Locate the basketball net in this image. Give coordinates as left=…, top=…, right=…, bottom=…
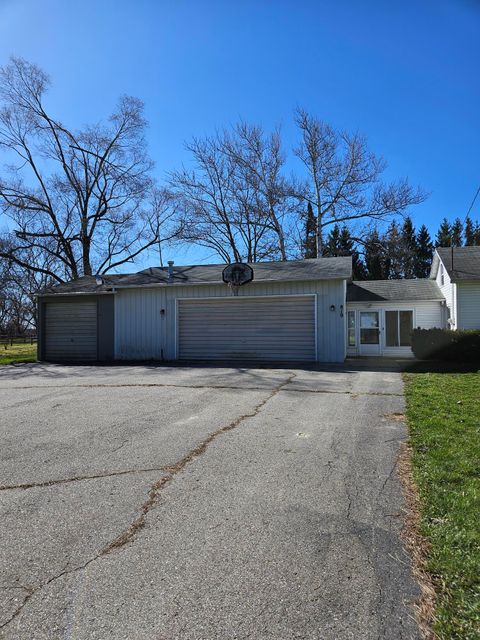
left=228, top=282, right=240, bottom=296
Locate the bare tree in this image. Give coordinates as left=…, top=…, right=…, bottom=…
left=222, top=123, right=295, bottom=260
left=170, top=125, right=294, bottom=263
left=0, top=57, right=178, bottom=283
left=170, top=134, right=243, bottom=263
left=294, top=108, right=426, bottom=257
left=0, top=237, right=49, bottom=331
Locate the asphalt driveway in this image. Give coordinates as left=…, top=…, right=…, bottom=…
left=0, top=364, right=420, bottom=640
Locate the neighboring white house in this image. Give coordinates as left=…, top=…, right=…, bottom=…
left=430, top=246, right=480, bottom=330
left=37, top=247, right=480, bottom=363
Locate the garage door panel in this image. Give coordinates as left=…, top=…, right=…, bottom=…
left=178, top=296, right=316, bottom=361
left=45, top=301, right=97, bottom=361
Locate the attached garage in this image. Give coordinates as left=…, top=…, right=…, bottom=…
left=44, top=300, right=97, bottom=361
left=38, top=257, right=352, bottom=364
left=38, top=295, right=115, bottom=363
left=177, top=296, right=316, bottom=361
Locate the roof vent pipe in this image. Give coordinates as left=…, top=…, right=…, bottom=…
left=167, top=260, right=174, bottom=282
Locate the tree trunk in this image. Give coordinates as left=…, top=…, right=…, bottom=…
left=82, top=236, right=92, bottom=276
left=270, top=206, right=287, bottom=260
left=315, top=210, right=323, bottom=257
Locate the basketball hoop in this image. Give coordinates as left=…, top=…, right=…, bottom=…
left=222, top=262, right=254, bottom=296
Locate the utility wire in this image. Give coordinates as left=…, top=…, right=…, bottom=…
left=464, top=184, right=480, bottom=223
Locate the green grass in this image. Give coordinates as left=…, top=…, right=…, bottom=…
left=403, top=371, right=480, bottom=639
left=0, top=342, right=37, bottom=365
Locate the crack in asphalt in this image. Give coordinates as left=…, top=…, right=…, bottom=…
left=100, top=371, right=297, bottom=554
left=0, top=382, right=403, bottom=397
left=0, top=467, right=165, bottom=492
left=0, top=371, right=296, bottom=631
left=0, top=380, right=398, bottom=496
left=378, top=458, right=399, bottom=496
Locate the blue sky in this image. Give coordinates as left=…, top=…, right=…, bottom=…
left=0, top=0, right=479, bottom=267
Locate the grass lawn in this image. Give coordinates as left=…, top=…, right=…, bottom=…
left=0, top=342, right=37, bottom=365
left=403, top=371, right=480, bottom=640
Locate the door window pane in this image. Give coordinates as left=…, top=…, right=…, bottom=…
left=360, top=312, right=379, bottom=328
left=399, top=311, right=413, bottom=346
left=360, top=312, right=379, bottom=344
left=385, top=311, right=399, bottom=347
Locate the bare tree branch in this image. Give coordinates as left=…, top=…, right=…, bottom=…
left=294, top=107, right=427, bottom=257
left=0, top=57, right=180, bottom=284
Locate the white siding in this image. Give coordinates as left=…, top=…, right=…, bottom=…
left=115, top=279, right=347, bottom=363
left=435, top=259, right=456, bottom=328
left=456, top=282, right=480, bottom=329
left=346, top=300, right=445, bottom=358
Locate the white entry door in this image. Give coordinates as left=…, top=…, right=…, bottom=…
left=359, top=311, right=381, bottom=356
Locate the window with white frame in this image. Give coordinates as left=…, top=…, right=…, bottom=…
left=347, top=311, right=356, bottom=346
left=440, top=264, right=444, bottom=286
left=385, top=310, right=413, bottom=347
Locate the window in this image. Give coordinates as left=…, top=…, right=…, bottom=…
left=360, top=311, right=380, bottom=345
left=385, top=310, right=413, bottom=347
left=347, top=311, right=356, bottom=347
left=440, top=264, right=444, bottom=286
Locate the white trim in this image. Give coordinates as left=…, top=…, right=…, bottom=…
left=174, top=293, right=317, bottom=301
left=175, top=293, right=319, bottom=362
left=103, top=277, right=348, bottom=291
left=174, top=297, right=178, bottom=361
left=37, top=291, right=116, bottom=298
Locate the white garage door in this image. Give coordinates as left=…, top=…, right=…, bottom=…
left=177, top=296, right=316, bottom=361
left=45, top=301, right=97, bottom=361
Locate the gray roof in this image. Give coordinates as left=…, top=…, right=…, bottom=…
left=39, top=256, right=353, bottom=295
left=432, top=246, right=480, bottom=281
left=347, top=279, right=444, bottom=303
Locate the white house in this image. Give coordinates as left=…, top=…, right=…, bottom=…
left=37, top=247, right=480, bottom=363
left=430, top=246, right=480, bottom=330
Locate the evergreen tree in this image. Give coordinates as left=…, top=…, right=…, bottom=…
left=386, top=221, right=403, bottom=279
left=415, top=225, right=434, bottom=278
left=323, top=224, right=341, bottom=257
left=464, top=216, right=478, bottom=246
left=302, top=202, right=317, bottom=258
left=436, top=218, right=452, bottom=247
left=338, top=226, right=366, bottom=279
left=451, top=217, right=463, bottom=246
left=401, top=216, right=418, bottom=278
left=364, top=229, right=386, bottom=280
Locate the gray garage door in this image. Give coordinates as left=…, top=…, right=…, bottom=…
left=45, top=301, right=97, bottom=361
left=178, top=296, right=316, bottom=361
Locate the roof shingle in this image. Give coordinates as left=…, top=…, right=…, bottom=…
left=435, top=246, right=480, bottom=281
left=39, top=256, right=353, bottom=295
left=347, top=279, right=444, bottom=302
